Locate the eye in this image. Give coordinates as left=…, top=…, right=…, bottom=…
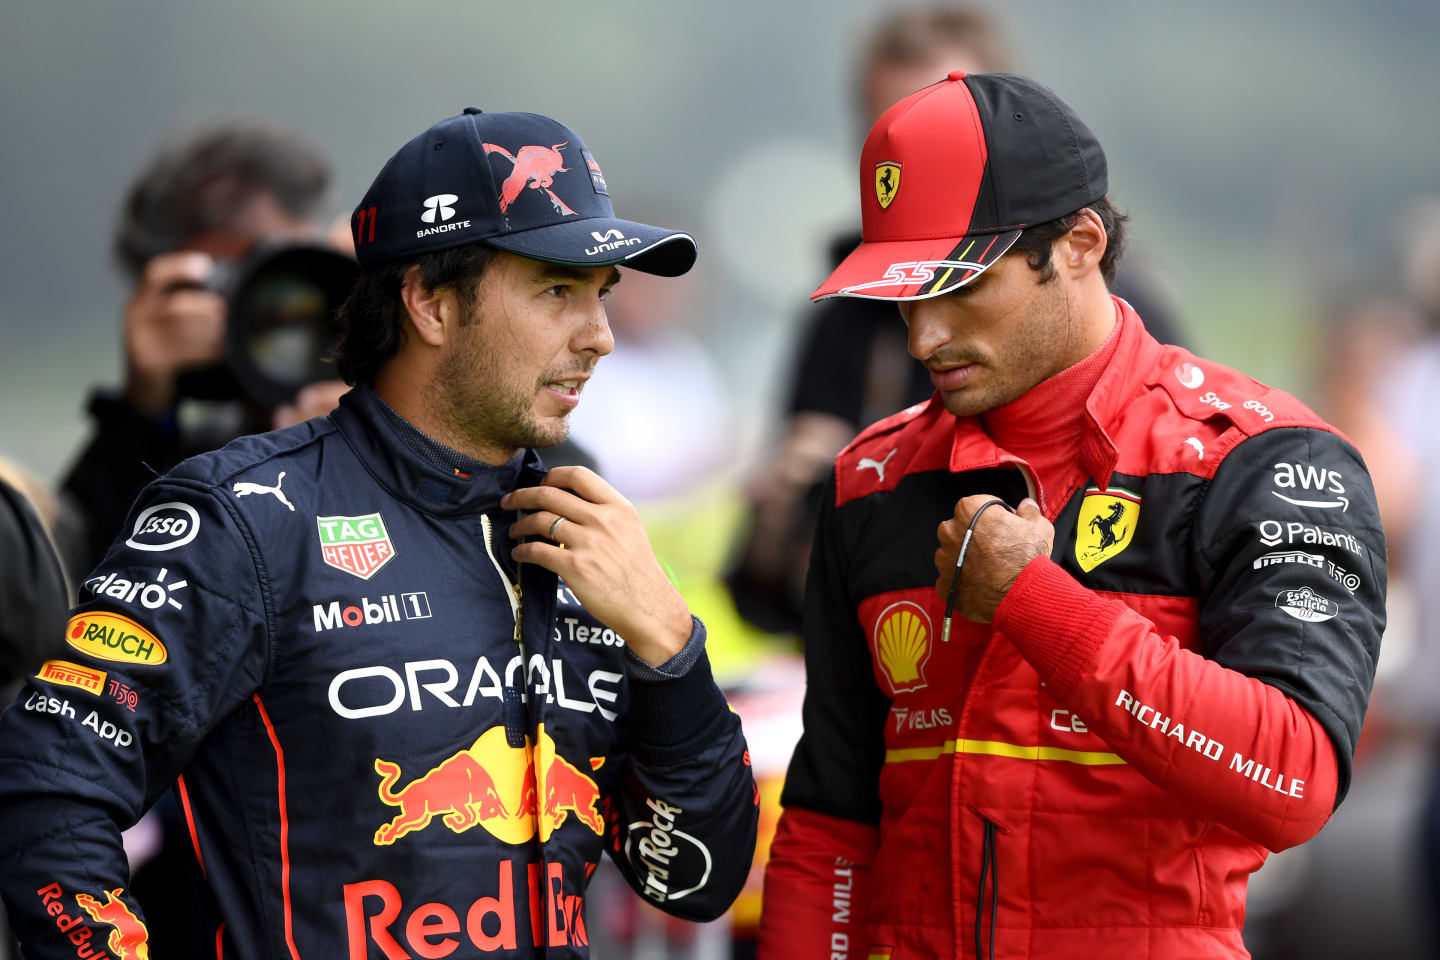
left=599, top=286, right=616, bottom=301
left=543, top=284, right=569, bottom=298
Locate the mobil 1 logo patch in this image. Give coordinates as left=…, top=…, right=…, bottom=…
left=312, top=592, right=432, bottom=632
left=126, top=502, right=200, bottom=552
left=317, top=512, right=396, bottom=580
left=1275, top=586, right=1339, bottom=623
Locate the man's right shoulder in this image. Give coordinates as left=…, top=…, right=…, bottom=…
left=832, top=396, right=951, bottom=507
left=103, top=418, right=343, bottom=595
left=161, top=416, right=339, bottom=491
left=122, top=416, right=341, bottom=554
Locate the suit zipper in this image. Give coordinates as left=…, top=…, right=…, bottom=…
left=482, top=512, right=555, bottom=945
left=479, top=513, right=523, bottom=645
left=974, top=819, right=999, bottom=960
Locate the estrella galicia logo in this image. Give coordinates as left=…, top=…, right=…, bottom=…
left=125, top=502, right=200, bottom=552
left=1274, top=586, right=1339, bottom=623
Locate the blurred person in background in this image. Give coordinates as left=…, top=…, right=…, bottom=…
left=566, top=263, right=731, bottom=502
left=1319, top=199, right=1440, bottom=958
left=0, top=463, right=70, bottom=960
left=1232, top=289, right=1427, bottom=960
left=1234, top=203, right=1440, bottom=960
left=0, top=461, right=69, bottom=688
left=60, top=124, right=351, bottom=577
left=758, top=71, right=1384, bottom=959
left=727, top=3, right=1186, bottom=636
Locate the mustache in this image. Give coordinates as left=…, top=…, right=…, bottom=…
left=536, top=362, right=597, bottom=385
left=924, top=352, right=985, bottom=368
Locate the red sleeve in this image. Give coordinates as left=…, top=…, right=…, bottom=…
left=758, top=808, right=878, bottom=960
left=994, top=557, right=1338, bottom=852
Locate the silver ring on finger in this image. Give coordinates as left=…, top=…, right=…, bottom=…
left=548, top=516, right=566, bottom=542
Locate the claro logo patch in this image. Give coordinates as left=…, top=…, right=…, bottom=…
left=65, top=612, right=167, bottom=666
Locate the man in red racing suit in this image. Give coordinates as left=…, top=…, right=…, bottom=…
left=758, top=72, right=1384, bottom=959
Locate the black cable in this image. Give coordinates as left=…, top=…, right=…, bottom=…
left=974, top=821, right=990, bottom=959
left=940, top=499, right=1014, bottom=643
left=989, top=821, right=999, bottom=960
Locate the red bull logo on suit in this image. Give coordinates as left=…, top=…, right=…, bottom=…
left=371, top=723, right=603, bottom=847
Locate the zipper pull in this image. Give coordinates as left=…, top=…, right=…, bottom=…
left=479, top=513, right=524, bottom=645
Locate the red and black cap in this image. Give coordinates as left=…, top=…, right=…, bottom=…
left=813, top=72, right=1107, bottom=301
left=351, top=108, right=696, bottom=276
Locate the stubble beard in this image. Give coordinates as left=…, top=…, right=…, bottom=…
left=433, top=330, right=570, bottom=456
left=938, top=282, right=1073, bottom=418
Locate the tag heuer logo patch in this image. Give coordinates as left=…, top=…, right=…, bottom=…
left=317, top=513, right=395, bottom=580
left=1075, top=487, right=1140, bottom=572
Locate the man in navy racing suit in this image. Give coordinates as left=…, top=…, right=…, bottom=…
left=0, top=107, right=758, bottom=959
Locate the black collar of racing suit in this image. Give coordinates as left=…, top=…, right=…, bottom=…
left=327, top=380, right=549, bottom=517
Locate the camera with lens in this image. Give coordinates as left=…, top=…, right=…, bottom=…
left=174, top=244, right=359, bottom=409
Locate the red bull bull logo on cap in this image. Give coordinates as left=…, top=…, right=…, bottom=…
left=372, top=724, right=603, bottom=847
left=483, top=142, right=577, bottom=217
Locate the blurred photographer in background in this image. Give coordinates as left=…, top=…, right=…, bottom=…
left=60, top=124, right=356, bottom=575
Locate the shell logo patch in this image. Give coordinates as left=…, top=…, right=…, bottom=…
left=873, top=600, right=932, bottom=694
left=874, top=162, right=902, bottom=210
left=1075, top=486, right=1141, bottom=572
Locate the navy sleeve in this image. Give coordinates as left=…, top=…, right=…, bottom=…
left=602, top=623, right=759, bottom=922
left=779, top=469, right=890, bottom=824
left=0, top=478, right=269, bottom=959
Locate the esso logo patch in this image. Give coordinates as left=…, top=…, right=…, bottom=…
left=125, top=502, right=201, bottom=552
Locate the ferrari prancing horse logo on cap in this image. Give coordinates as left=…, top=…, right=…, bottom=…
left=875, top=162, right=902, bottom=210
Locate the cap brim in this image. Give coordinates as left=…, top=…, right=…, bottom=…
left=810, top=229, right=1022, bottom=301
left=484, top=217, right=697, bottom=277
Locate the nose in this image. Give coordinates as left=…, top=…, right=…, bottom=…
left=574, top=300, right=614, bottom=360
left=904, top=299, right=952, bottom=362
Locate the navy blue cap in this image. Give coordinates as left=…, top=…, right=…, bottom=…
left=351, top=108, right=696, bottom=276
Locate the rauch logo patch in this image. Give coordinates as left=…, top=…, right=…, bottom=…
left=65, top=612, right=167, bottom=666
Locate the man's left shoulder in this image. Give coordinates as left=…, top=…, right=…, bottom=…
left=1115, top=345, right=1349, bottom=478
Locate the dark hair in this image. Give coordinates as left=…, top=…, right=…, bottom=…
left=114, top=123, right=331, bottom=278
left=331, top=242, right=497, bottom=385
left=1009, top=196, right=1129, bottom=286
left=862, top=5, right=1013, bottom=77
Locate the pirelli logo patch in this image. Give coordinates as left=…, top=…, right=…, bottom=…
left=36, top=660, right=106, bottom=695
left=1075, top=486, right=1141, bottom=572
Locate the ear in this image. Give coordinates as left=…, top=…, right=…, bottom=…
left=1059, top=207, right=1107, bottom=281
left=399, top=264, right=452, bottom=348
